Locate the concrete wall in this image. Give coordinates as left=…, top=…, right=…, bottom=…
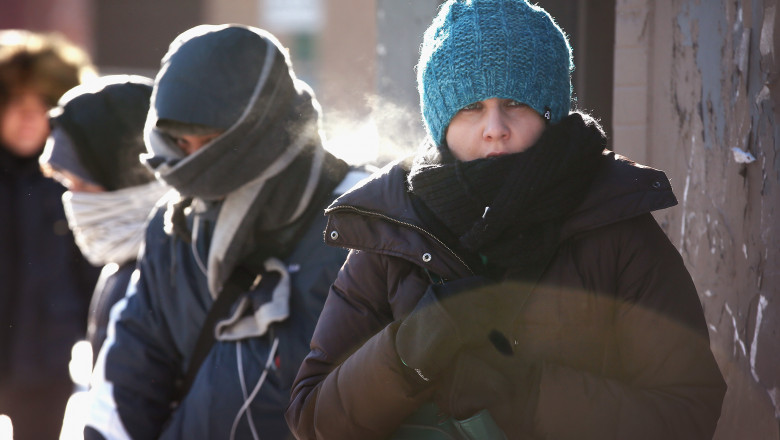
left=613, top=0, right=780, bottom=438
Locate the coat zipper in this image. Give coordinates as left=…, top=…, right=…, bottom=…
left=326, top=204, right=474, bottom=276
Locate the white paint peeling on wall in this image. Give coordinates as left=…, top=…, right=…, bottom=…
left=759, top=6, right=776, bottom=57
left=736, top=28, right=750, bottom=74
left=678, top=134, right=695, bottom=252
left=725, top=303, right=747, bottom=357
left=731, top=147, right=756, bottom=163
left=664, top=0, right=779, bottom=429
left=679, top=173, right=691, bottom=250
left=693, top=213, right=707, bottom=258
left=705, top=214, right=716, bottom=254
left=734, top=4, right=743, bottom=32
left=756, top=85, right=770, bottom=105
left=749, top=295, right=769, bottom=382
left=769, top=387, right=780, bottom=419
left=708, top=216, right=722, bottom=255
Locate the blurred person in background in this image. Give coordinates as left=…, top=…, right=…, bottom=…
left=41, top=74, right=170, bottom=365
left=40, top=74, right=171, bottom=440
left=0, top=29, right=100, bottom=440
left=84, top=24, right=365, bottom=440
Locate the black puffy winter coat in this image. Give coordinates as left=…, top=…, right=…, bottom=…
left=287, top=152, right=726, bottom=440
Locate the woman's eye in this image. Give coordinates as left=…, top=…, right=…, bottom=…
left=505, top=99, right=524, bottom=107
left=461, top=102, right=480, bottom=111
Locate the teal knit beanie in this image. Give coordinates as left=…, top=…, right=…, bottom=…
left=417, top=0, right=573, bottom=144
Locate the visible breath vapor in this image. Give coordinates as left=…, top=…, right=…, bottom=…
left=321, top=93, right=426, bottom=168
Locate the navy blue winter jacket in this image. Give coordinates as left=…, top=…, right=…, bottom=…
left=0, top=147, right=99, bottom=385
left=84, top=184, right=356, bottom=439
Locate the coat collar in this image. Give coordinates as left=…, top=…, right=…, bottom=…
left=325, top=151, right=677, bottom=276
left=559, top=150, right=677, bottom=240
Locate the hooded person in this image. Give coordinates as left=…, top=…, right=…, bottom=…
left=286, top=1, right=726, bottom=439
left=0, top=29, right=100, bottom=440
left=83, top=24, right=365, bottom=440
left=40, top=74, right=170, bottom=361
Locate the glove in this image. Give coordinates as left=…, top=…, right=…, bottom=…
left=435, top=352, right=513, bottom=420
left=435, top=351, right=541, bottom=428
left=395, top=276, right=505, bottom=382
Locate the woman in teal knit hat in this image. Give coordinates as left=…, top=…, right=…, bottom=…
left=287, top=1, right=726, bottom=439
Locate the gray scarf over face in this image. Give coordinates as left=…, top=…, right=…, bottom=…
left=141, top=25, right=329, bottom=296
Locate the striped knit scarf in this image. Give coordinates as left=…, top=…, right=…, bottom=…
left=142, top=36, right=345, bottom=296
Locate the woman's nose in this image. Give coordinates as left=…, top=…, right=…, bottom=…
left=482, top=107, right=510, bottom=141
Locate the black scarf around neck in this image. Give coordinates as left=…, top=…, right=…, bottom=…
left=408, top=112, right=607, bottom=273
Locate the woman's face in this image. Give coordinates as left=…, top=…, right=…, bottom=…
left=444, top=97, right=546, bottom=162
left=0, top=88, right=51, bottom=157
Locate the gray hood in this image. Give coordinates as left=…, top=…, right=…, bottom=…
left=140, top=24, right=331, bottom=296
left=142, top=24, right=319, bottom=200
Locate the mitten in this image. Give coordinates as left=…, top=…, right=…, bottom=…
left=436, top=351, right=542, bottom=429
left=395, top=276, right=500, bottom=381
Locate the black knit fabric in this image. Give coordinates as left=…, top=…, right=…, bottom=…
left=408, top=112, right=607, bottom=271
left=51, top=77, right=155, bottom=191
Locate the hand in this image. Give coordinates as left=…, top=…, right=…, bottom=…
left=434, top=352, right=514, bottom=420
left=395, top=276, right=502, bottom=382
left=435, top=350, right=541, bottom=426
left=435, top=276, right=509, bottom=348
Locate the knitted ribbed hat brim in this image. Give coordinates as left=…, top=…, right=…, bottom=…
left=417, top=0, right=573, bottom=144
